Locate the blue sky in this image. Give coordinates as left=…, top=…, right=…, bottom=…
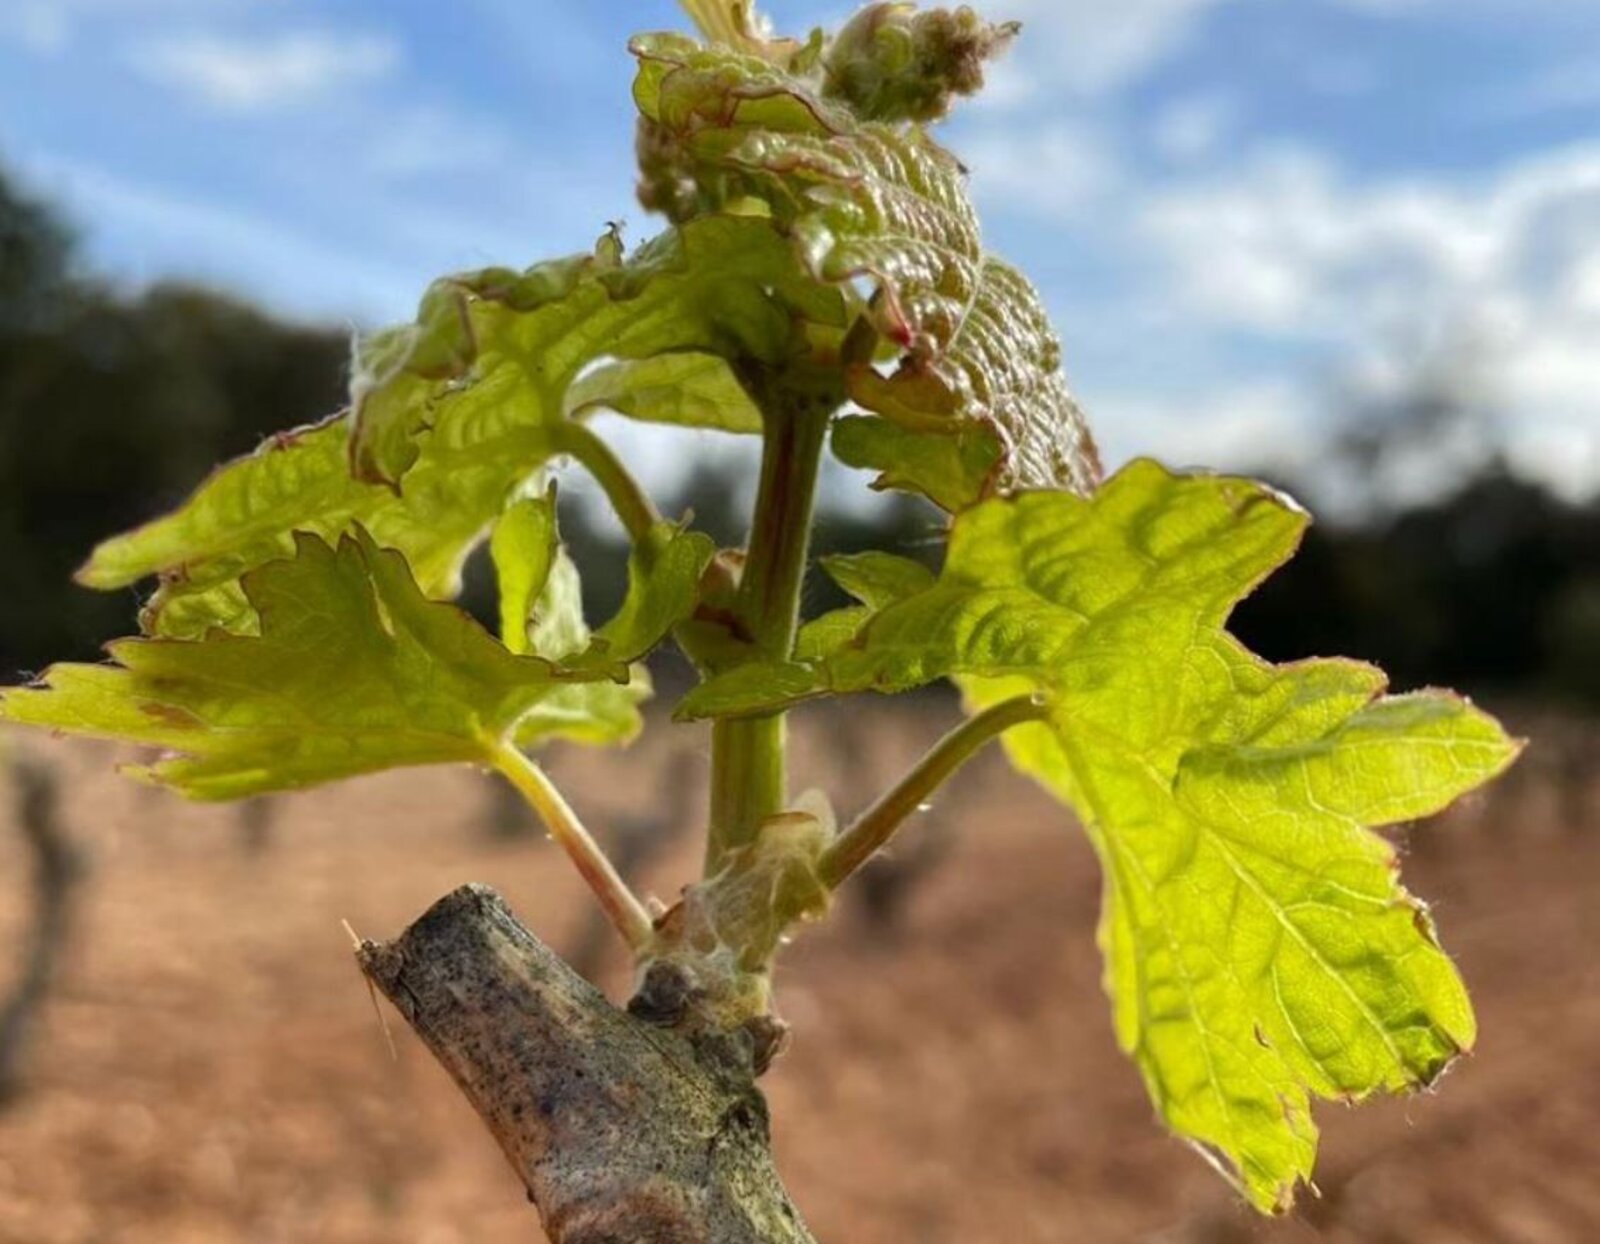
left=2, top=0, right=1597, bottom=505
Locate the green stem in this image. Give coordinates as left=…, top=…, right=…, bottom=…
left=557, top=423, right=659, bottom=544
left=736, top=400, right=831, bottom=659
left=706, top=392, right=833, bottom=871
left=489, top=740, right=655, bottom=952
left=818, top=695, right=1049, bottom=889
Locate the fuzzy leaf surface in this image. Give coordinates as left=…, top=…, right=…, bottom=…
left=680, top=459, right=1517, bottom=1208
left=4, top=529, right=619, bottom=799
left=349, top=218, right=835, bottom=487
left=632, top=33, right=1099, bottom=504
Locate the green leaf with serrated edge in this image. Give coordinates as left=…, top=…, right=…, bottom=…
left=790, top=553, right=924, bottom=665
left=514, top=551, right=648, bottom=751
left=845, top=256, right=1101, bottom=505
left=795, top=607, right=870, bottom=662
left=491, top=491, right=558, bottom=656
left=587, top=522, right=717, bottom=667
left=503, top=516, right=713, bottom=748
left=566, top=352, right=763, bottom=434
left=676, top=459, right=1518, bottom=1210
left=679, top=551, right=929, bottom=717
left=819, top=550, right=934, bottom=609
left=79, top=216, right=840, bottom=639
left=831, top=413, right=1000, bottom=512
left=632, top=35, right=1099, bottom=503
left=2, top=529, right=618, bottom=800
left=79, top=413, right=526, bottom=639
left=676, top=659, right=823, bottom=720
left=350, top=216, right=843, bottom=488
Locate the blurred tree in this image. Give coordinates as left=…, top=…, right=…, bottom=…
left=1234, top=344, right=1599, bottom=707
left=0, top=164, right=347, bottom=673
left=0, top=172, right=72, bottom=332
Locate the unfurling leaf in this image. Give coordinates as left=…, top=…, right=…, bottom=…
left=844, top=257, right=1102, bottom=505
left=822, top=3, right=1019, bottom=124
left=507, top=517, right=715, bottom=749
left=3, top=529, right=623, bottom=799
left=680, top=459, right=1518, bottom=1207
left=631, top=32, right=1099, bottom=505
left=348, top=216, right=836, bottom=488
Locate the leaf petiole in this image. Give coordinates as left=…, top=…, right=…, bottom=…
left=488, top=739, right=655, bottom=952
left=554, top=423, right=660, bottom=545
left=819, top=694, right=1050, bottom=889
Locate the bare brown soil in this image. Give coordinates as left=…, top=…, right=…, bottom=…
left=0, top=702, right=1595, bottom=1243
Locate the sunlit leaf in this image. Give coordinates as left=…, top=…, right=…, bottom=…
left=818, top=549, right=934, bottom=609
left=78, top=216, right=837, bottom=638
left=831, top=412, right=1000, bottom=512
left=590, top=521, right=718, bottom=666
left=677, top=458, right=1518, bottom=1207
left=350, top=217, right=834, bottom=487
left=845, top=257, right=1102, bottom=504
left=566, top=352, right=763, bottom=434
left=5, top=529, right=618, bottom=799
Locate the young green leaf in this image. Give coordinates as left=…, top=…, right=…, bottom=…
left=679, top=459, right=1518, bottom=1208
left=349, top=218, right=835, bottom=488
left=588, top=522, right=718, bottom=666
left=816, top=549, right=934, bottom=609
left=831, top=412, right=1001, bottom=512
left=3, top=528, right=621, bottom=799
left=844, top=257, right=1103, bottom=506
left=821, top=3, right=1019, bottom=124
left=77, top=414, right=513, bottom=639
left=565, top=353, right=763, bottom=434
left=512, top=550, right=650, bottom=751
left=78, top=216, right=836, bottom=639
left=490, top=491, right=559, bottom=656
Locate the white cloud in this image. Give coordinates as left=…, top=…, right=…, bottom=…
left=1095, top=378, right=1314, bottom=479
left=960, top=122, right=1120, bottom=218
left=362, top=107, right=511, bottom=180
left=979, top=0, right=1232, bottom=101
left=1151, top=94, right=1236, bottom=163
left=1130, top=143, right=1600, bottom=500
left=128, top=30, right=401, bottom=112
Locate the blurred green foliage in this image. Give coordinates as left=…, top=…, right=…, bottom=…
left=0, top=169, right=348, bottom=668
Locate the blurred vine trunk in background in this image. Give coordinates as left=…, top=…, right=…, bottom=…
left=0, top=756, right=82, bottom=1105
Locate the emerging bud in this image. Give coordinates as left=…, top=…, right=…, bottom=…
left=823, top=3, right=1019, bottom=124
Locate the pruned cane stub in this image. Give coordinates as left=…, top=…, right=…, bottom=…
left=356, top=885, right=816, bottom=1244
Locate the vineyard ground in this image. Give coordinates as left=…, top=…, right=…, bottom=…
left=0, top=700, right=1595, bottom=1243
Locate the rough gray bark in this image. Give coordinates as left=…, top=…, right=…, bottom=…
left=357, top=884, right=816, bottom=1244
